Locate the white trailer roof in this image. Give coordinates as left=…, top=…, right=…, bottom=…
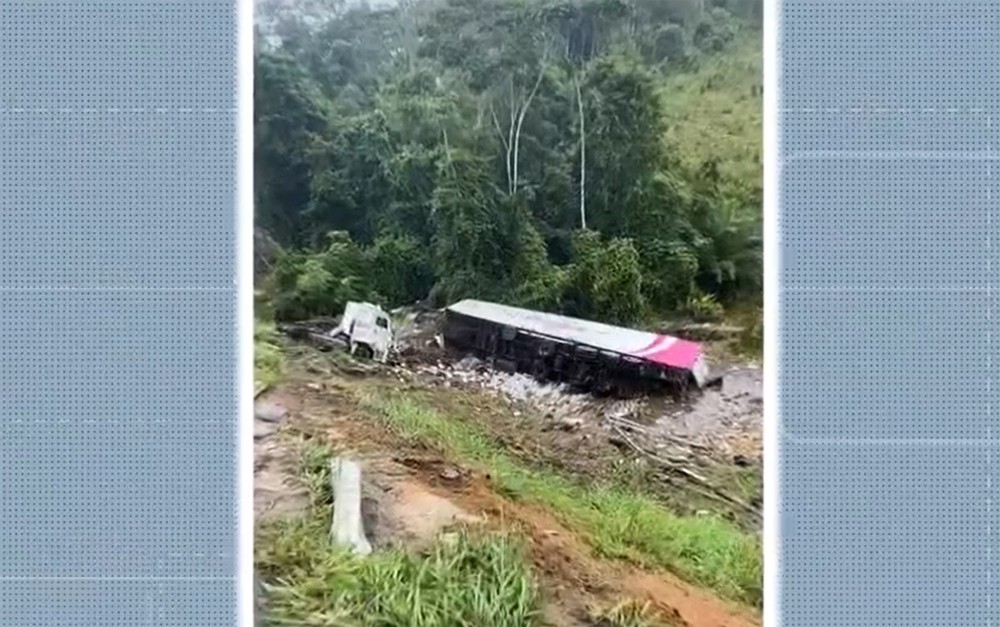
left=446, top=299, right=704, bottom=373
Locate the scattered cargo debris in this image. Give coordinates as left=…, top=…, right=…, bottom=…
left=279, top=300, right=725, bottom=401
left=443, top=299, right=709, bottom=394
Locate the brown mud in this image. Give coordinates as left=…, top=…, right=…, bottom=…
left=255, top=357, right=761, bottom=627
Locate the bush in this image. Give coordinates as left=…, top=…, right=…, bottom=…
left=651, top=24, right=687, bottom=62
left=693, top=8, right=739, bottom=52
left=254, top=320, right=285, bottom=387
left=683, top=290, right=725, bottom=322
left=268, top=231, right=379, bottom=321
left=365, top=232, right=435, bottom=306
left=564, top=231, right=646, bottom=325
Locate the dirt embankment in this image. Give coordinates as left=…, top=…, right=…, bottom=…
left=385, top=347, right=763, bottom=530
left=254, top=353, right=761, bottom=627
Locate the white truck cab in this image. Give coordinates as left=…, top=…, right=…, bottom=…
left=330, top=302, right=394, bottom=363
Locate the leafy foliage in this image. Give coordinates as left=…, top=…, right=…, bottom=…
left=254, top=319, right=286, bottom=388
left=255, top=0, right=762, bottom=326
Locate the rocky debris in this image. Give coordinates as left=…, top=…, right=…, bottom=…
left=557, top=417, right=584, bottom=432
left=255, top=401, right=289, bottom=440
left=254, top=398, right=311, bottom=521
left=393, top=308, right=448, bottom=362
left=254, top=420, right=280, bottom=440
left=648, top=367, right=762, bottom=459
left=254, top=227, right=282, bottom=281
left=255, top=401, right=288, bottom=423
left=408, top=353, right=762, bottom=468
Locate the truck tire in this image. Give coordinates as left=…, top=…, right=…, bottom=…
left=531, top=358, right=549, bottom=381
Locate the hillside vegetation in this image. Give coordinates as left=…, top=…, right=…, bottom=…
left=661, top=35, right=761, bottom=182
left=255, top=0, right=762, bottom=331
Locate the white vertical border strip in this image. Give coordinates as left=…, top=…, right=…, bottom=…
left=762, top=0, right=780, bottom=623
left=237, top=0, right=255, bottom=623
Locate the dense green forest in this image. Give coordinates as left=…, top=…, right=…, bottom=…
left=254, top=0, right=762, bottom=331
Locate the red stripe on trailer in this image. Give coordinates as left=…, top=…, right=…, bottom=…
left=638, top=337, right=702, bottom=369
left=635, top=334, right=675, bottom=355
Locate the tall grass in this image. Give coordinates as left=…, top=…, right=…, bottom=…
left=254, top=319, right=286, bottom=388
left=258, top=515, right=541, bottom=627
left=366, top=396, right=762, bottom=607
left=256, top=440, right=543, bottom=626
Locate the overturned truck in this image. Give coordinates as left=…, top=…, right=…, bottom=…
left=443, top=299, right=709, bottom=395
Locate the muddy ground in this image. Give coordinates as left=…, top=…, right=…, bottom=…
left=255, top=316, right=762, bottom=626
left=255, top=366, right=760, bottom=626
left=389, top=310, right=762, bottom=529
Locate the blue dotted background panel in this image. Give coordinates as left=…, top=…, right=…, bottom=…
left=779, top=1, right=1000, bottom=625
left=0, top=1, right=239, bottom=625
left=779, top=289, right=990, bottom=440
left=780, top=0, right=997, bottom=110
left=0, top=581, right=237, bottom=627
left=780, top=110, right=991, bottom=154
left=780, top=442, right=991, bottom=627
left=780, top=158, right=990, bottom=289
left=1, top=111, right=236, bottom=288
left=0, top=1, right=236, bottom=109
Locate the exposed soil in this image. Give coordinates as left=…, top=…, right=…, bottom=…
left=361, top=372, right=761, bottom=532
left=255, top=358, right=761, bottom=627
left=254, top=396, right=310, bottom=522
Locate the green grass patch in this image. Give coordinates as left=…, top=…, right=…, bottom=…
left=257, top=507, right=541, bottom=626
left=363, top=395, right=762, bottom=608
left=255, top=319, right=286, bottom=388
left=256, top=437, right=543, bottom=626
left=258, top=518, right=540, bottom=626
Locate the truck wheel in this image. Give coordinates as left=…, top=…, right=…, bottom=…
left=531, top=359, right=549, bottom=381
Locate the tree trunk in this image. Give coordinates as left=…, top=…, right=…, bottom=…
left=575, top=76, right=587, bottom=230
left=511, top=62, right=546, bottom=194
left=507, top=78, right=516, bottom=195
left=489, top=103, right=512, bottom=194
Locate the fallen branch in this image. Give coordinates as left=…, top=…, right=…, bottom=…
left=610, top=425, right=760, bottom=518
left=605, top=415, right=648, bottom=433
left=660, top=433, right=712, bottom=453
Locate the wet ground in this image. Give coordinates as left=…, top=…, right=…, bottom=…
left=408, top=355, right=762, bottom=465
left=254, top=361, right=761, bottom=627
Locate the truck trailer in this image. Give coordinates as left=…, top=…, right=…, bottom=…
left=443, top=299, right=709, bottom=394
